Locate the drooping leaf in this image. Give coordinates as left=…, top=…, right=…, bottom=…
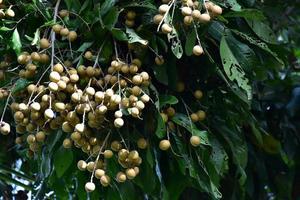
left=11, top=28, right=22, bottom=56
left=246, top=19, right=277, bottom=44
left=220, top=34, right=253, bottom=100
left=126, top=28, right=149, bottom=45
left=53, top=147, right=74, bottom=178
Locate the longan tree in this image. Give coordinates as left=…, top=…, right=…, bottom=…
left=0, top=0, right=299, bottom=199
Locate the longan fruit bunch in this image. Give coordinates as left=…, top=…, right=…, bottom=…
left=52, top=23, right=78, bottom=42
left=153, top=0, right=223, bottom=56
left=125, top=10, right=137, bottom=28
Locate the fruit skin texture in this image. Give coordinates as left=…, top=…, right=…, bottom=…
left=159, top=140, right=171, bottom=151
left=190, top=135, right=201, bottom=147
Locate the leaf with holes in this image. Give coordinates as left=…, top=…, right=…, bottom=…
left=126, top=28, right=148, bottom=45
left=220, top=35, right=252, bottom=100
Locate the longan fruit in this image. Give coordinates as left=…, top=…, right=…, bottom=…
left=181, top=6, right=192, bottom=16
left=59, top=9, right=69, bottom=18
left=158, top=4, right=169, bottom=14
left=63, top=138, right=72, bottom=148
left=159, top=140, right=171, bottom=151
left=85, top=182, right=95, bottom=192
left=68, top=31, right=77, bottom=42
left=111, top=141, right=122, bottom=152
left=190, top=113, right=199, bottom=122
left=60, top=28, right=69, bottom=37
left=95, top=169, right=105, bottom=179
left=137, top=138, right=148, bottom=149
left=100, top=175, right=111, bottom=187
left=190, top=135, right=201, bottom=147
left=104, top=150, right=113, bottom=159
left=166, top=107, right=176, bottom=117
left=116, top=172, right=127, bottom=182
left=197, top=110, right=206, bottom=121
left=176, top=82, right=185, bottom=92
left=161, top=23, right=172, bottom=34
left=153, top=14, right=163, bottom=24
left=36, top=131, right=46, bottom=142
left=155, top=56, right=164, bottom=65
left=84, top=51, right=93, bottom=60
left=52, top=24, right=63, bottom=33
left=40, top=38, right=50, bottom=49
left=126, top=11, right=136, bottom=20
left=193, top=45, right=204, bottom=56
left=126, top=168, right=136, bottom=179
left=6, top=9, right=15, bottom=17
left=194, top=90, right=203, bottom=100
left=0, top=122, right=10, bottom=135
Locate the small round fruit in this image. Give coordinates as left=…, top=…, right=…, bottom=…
left=68, top=31, right=77, bottom=42
left=85, top=182, right=95, bottom=192
left=198, top=13, right=211, bottom=23
left=190, top=113, right=199, bottom=122
left=63, top=138, right=72, bottom=148
left=52, top=24, right=62, bottom=33
left=104, top=150, right=113, bottom=159
left=166, top=107, right=176, bottom=117
left=197, top=110, right=206, bottom=121
left=158, top=4, right=169, bottom=14
left=36, top=131, right=46, bottom=142
left=114, top=118, right=124, bottom=128
left=6, top=9, right=15, bottom=17
left=53, top=63, right=64, bottom=73
left=161, top=23, right=172, bottom=34
left=190, top=135, right=201, bottom=147
left=44, top=109, right=54, bottom=119
left=183, top=16, right=193, bottom=25
left=77, top=160, right=87, bottom=171
left=49, top=71, right=61, bottom=82
left=155, top=56, right=164, bottom=65
left=30, top=102, right=41, bottom=111
left=117, top=172, right=127, bottom=183
left=75, top=123, right=85, bottom=133
left=153, top=14, right=163, bottom=24
left=191, top=10, right=201, bottom=19
left=40, top=38, right=50, bottom=49
left=181, top=6, right=192, bottom=16
left=111, top=141, right=122, bottom=152
left=125, top=19, right=135, bottom=27
left=126, top=168, right=136, bottom=179
left=100, top=175, right=111, bottom=187
left=141, top=94, right=150, bottom=103
left=26, top=134, right=36, bottom=144
left=159, top=140, right=171, bottom=151
left=95, top=169, right=105, bottom=179
left=84, top=51, right=93, bottom=60
left=126, top=11, right=136, bottom=20
left=59, top=9, right=69, bottom=18
left=212, top=5, right=223, bottom=15
left=48, top=82, right=58, bottom=91
left=0, top=122, right=10, bottom=135
left=60, top=28, right=69, bottom=37
left=137, top=138, right=147, bottom=149
left=194, top=90, right=203, bottom=100
left=193, top=45, right=204, bottom=56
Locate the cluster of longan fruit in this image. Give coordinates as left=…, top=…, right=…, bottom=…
left=124, top=11, right=136, bottom=28
left=52, top=24, right=78, bottom=42
left=0, top=1, right=15, bottom=19
left=153, top=0, right=222, bottom=56
left=80, top=138, right=147, bottom=192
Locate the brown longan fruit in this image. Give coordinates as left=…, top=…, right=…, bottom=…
left=95, top=169, right=105, bottom=179
left=77, top=160, right=87, bottom=171
left=166, top=107, right=176, bottom=118
left=137, top=138, right=148, bottom=149
left=40, top=38, right=50, bottom=49
left=60, top=28, right=69, bottom=37
left=111, top=141, right=122, bottom=152
left=52, top=24, right=63, bottom=33
left=161, top=23, right=172, bottom=34
left=190, top=113, right=199, bottom=122
left=68, top=31, right=77, bottom=42
left=100, top=175, right=111, bottom=187
left=104, top=150, right=114, bottom=159
left=153, top=14, right=163, bottom=25
left=116, top=172, right=127, bottom=182
left=158, top=4, right=169, bottom=14
left=126, top=168, right=136, bottom=179
left=36, top=131, right=46, bottom=142
left=126, top=11, right=136, bottom=20
left=194, top=90, right=203, bottom=100
left=31, top=52, right=40, bottom=62
left=85, top=182, right=95, bottom=192
left=84, top=51, right=93, bottom=60
left=197, top=110, right=206, bottom=121
left=193, top=45, right=204, bottom=56
left=59, top=9, right=69, bottom=18
left=26, top=134, right=36, bottom=144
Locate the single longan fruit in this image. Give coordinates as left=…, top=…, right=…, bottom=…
left=0, top=122, right=10, bottom=135
left=63, top=138, right=72, bottom=148
left=85, top=182, right=95, bottom=192
left=40, top=38, right=50, bottom=49
left=198, top=13, right=211, bottom=23
left=26, top=134, right=36, bottom=144
left=191, top=10, right=201, bottom=19
left=190, top=135, right=201, bottom=147
left=159, top=140, right=171, bottom=151
left=111, top=141, right=122, bottom=152
left=155, top=56, right=164, bottom=65
left=6, top=9, right=15, bottom=17
left=176, top=82, right=185, bottom=92
left=181, top=6, right=192, bottom=16
left=36, top=131, right=46, bottom=142
left=137, top=138, right=148, bottom=149
left=100, top=175, right=111, bottom=187
left=194, top=90, right=203, bottom=100
left=153, top=14, right=163, bottom=25
left=183, top=16, right=193, bottom=26
left=126, top=11, right=136, bottom=20
left=77, top=160, right=87, bottom=171
left=126, top=168, right=136, bottom=179
left=60, top=28, right=69, bottom=37
left=31, top=52, right=41, bottom=62
left=116, top=172, right=127, bottom=183
left=104, top=150, right=114, bottom=159
left=193, top=45, right=204, bottom=56
left=53, top=63, right=64, bottom=73
left=84, top=51, right=93, bottom=60
left=95, top=169, right=105, bottom=179
left=161, top=23, right=173, bottom=34
left=125, top=19, right=135, bottom=27
left=197, top=110, right=206, bottom=121
left=158, top=4, right=169, bottom=14
left=52, top=24, right=63, bottom=33
left=59, top=9, right=69, bottom=18
left=190, top=113, right=199, bottom=122
left=166, top=107, right=176, bottom=118
left=212, top=5, right=223, bottom=15
left=68, top=31, right=77, bottom=42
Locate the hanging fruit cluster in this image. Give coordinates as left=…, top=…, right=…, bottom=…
left=154, top=0, right=222, bottom=56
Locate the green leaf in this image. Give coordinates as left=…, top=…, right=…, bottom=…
left=155, top=110, right=167, bottom=139
left=103, top=7, right=119, bottom=30
left=126, top=28, right=149, bottom=45
left=123, top=2, right=157, bottom=10
left=185, top=29, right=196, bottom=56
left=11, top=28, right=22, bottom=56
left=0, top=173, right=32, bottom=191
left=31, top=28, right=40, bottom=46
left=53, top=147, right=73, bottom=178
left=224, top=9, right=266, bottom=20
left=172, top=113, right=210, bottom=146
left=12, top=78, right=31, bottom=94
left=111, top=28, right=128, bottom=41
left=0, top=27, right=13, bottom=31
left=64, top=0, right=81, bottom=12
left=227, top=0, right=242, bottom=11
left=220, top=34, right=253, bottom=100
left=159, top=95, right=178, bottom=109
left=246, top=19, right=277, bottom=44
left=100, top=0, right=117, bottom=16
left=77, top=42, right=93, bottom=52
left=165, top=14, right=183, bottom=59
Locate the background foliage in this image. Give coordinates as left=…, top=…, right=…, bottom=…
left=0, top=0, right=300, bottom=199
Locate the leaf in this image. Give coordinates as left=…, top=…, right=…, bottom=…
left=53, top=147, right=73, bottom=178
left=164, top=14, right=183, bottom=59
left=172, top=113, right=210, bottom=146
left=0, top=173, right=32, bottom=191
left=64, top=0, right=81, bottom=12
left=12, top=78, right=31, bottom=94
left=224, top=9, right=266, bottom=20
left=11, top=28, right=22, bottom=56
left=246, top=19, right=277, bottom=44
left=77, top=42, right=93, bottom=52
left=103, top=7, right=119, bottom=30
left=0, top=164, right=34, bottom=182
left=111, top=28, right=128, bottom=41
left=100, top=0, right=117, bottom=16
left=31, top=28, right=40, bottom=46
left=123, top=1, right=157, bottom=10
left=232, top=30, right=284, bottom=65
left=227, top=0, right=242, bottom=11
left=220, top=34, right=253, bottom=100
left=159, top=95, right=178, bottom=109
left=126, top=28, right=148, bottom=45
left=155, top=111, right=167, bottom=139
left=185, top=29, right=196, bottom=56
left=0, top=27, right=13, bottom=31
